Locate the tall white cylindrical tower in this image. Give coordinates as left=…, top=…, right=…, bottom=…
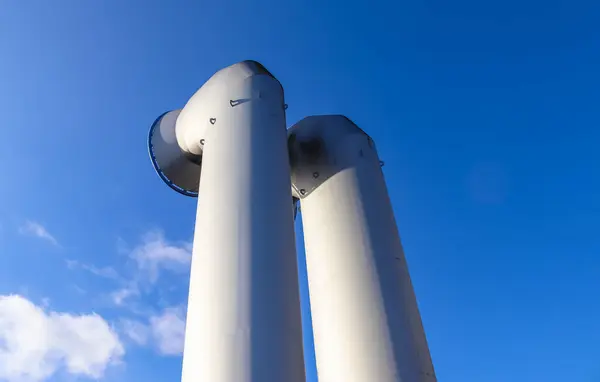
left=149, top=61, right=305, bottom=382
left=289, top=115, right=436, bottom=382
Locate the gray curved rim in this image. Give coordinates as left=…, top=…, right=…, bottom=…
left=148, top=111, right=199, bottom=197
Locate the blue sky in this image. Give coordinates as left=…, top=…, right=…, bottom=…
left=1, top=0, right=599, bottom=381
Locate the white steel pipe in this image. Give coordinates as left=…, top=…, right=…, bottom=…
left=180, top=62, right=305, bottom=382
left=289, top=115, right=436, bottom=382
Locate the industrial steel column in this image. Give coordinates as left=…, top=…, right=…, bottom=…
left=289, top=115, right=436, bottom=382
left=179, top=63, right=305, bottom=382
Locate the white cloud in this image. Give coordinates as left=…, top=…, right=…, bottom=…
left=0, top=295, right=124, bottom=382
left=149, top=306, right=186, bottom=356
left=129, top=230, right=192, bottom=283
left=19, top=221, right=58, bottom=246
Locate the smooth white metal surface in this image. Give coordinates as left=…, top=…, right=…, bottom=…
left=180, top=62, right=305, bottom=382
left=290, top=116, right=436, bottom=382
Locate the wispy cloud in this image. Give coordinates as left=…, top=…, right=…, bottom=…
left=149, top=306, right=186, bottom=356
left=0, top=294, right=124, bottom=382
left=19, top=220, right=59, bottom=246
left=60, top=229, right=191, bottom=359
left=65, top=259, right=119, bottom=280
left=120, top=306, right=186, bottom=356
left=107, top=230, right=192, bottom=307
left=119, top=319, right=150, bottom=346
left=129, top=230, right=192, bottom=283
left=71, top=285, right=87, bottom=295
left=111, top=283, right=140, bottom=306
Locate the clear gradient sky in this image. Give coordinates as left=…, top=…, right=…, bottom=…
left=1, top=1, right=599, bottom=381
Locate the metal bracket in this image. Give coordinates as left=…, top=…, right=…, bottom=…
left=230, top=98, right=251, bottom=107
